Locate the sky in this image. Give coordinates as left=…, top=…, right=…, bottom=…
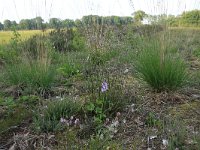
left=0, top=0, right=199, bottom=23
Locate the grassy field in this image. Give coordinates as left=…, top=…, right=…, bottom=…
left=0, top=26, right=200, bottom=149
left=0, top=30, right=44, bottom=44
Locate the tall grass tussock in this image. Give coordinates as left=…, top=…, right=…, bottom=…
left=135, top=37, right=188, bottom=91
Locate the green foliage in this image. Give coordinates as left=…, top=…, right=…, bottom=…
left=84, top=78, right=129, bottom=126
left=0, top=97, right=16, bottom=116
left=20, top=34, right=48, bottom=59
left=3, top=62, right=56, bottom=96
left=166, top=119, right=187, bottom=150
left=48, top=29, right=86, bottom=52
left=33, top=99, right=82, bottom=132
left=18, top=95, right=39, bottom=106
left=48, top=29, right=73, bottom=52
left=145, top=112, right=163, bottom=128
left=135, top=39, right=188, bottom=91
left=89, top=50, right=119, bottom=67
left=1, top=33, right=58, bottom=96
left=0, top=107, right=31, bottom=133
left=56, top=130, right=122, bottom=150
left=181, top=10, right=200, bottom=27
left=57, top=63, right=80, bottom=77
left=193, top=48, right=200, bottom=58
left=10, top=28, right=21, bottom=50
left=132, top=10, right=147, bottom=24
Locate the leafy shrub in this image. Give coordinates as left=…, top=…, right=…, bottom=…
left=135, top=39, right=188, bottom=91
left=33, top=99, right=82, bottom=132
left=21, top=34, right=48, bottom=59
left=89, top=50, right=118, bottom=67
left=57, top=63, right=80, bottom=77
left=48, top=29, right=86, bottom=52
left=0, top=45, right=18, bottom=64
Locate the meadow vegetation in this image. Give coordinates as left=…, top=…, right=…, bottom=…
left=0, top=16, right=200, bottom=150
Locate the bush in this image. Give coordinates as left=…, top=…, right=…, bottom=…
left=33, top=99, right=82, bottom=132
left=57, top=63, right=80, bottom=78
left=135, top=39, right=188, bottom=91
left=48, top=29, right=86, bottom=52
left=21, top=35, right=48, bottom=59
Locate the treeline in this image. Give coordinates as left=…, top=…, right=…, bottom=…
left=148, top=9, right=200, bottom=27
left=0, top=15, right=133, bottom=31
left=0, top=9, right=199, bottom=31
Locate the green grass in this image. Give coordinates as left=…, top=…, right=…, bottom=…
left=0, top=107, right=31, bottom=133
left=1, top=35, right=57, bottom=96
left=135, top=38, right=188, bottom=91
left=33, top=98, right=82, bottom=132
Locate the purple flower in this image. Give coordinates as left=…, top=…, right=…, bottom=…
left=101, top=81, right=108, bottom=92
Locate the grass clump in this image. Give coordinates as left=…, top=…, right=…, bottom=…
left=135, top=39, right=188, bottom=91
left=2, top=35, right=57, bottom=96
left=33, top=98, right=82, bottom=133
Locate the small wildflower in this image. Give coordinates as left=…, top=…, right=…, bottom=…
left=69, top=120, right=73, bottom=125
left=124, top=68, right=129, bottom=74
left=112, top=120, right=119, bottom=127
left=116, top=112, right=121, bottom=117
left=60, top=117, right=66, bottom=123
left=70, top=116, right=74, bottom=120
left=105, top=118, right=110, bottom=125
left=100, top=134, right=104, bottom=140
left=101, top=81, right=108, bottom=92
left=162, top=139, right=168, bottom=146
left=74, top=118, right=80, bottom=126
left=122, top=119, right=126, bottom=124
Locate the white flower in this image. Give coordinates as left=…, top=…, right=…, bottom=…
left=116, top=112, right=121, bottom=117
left=74, top=118, right=80, bottom=126
left=162, top=139, right=168, bottom=146
left=60, top=117, right=66, bottom=123
left=124, top=68, right=129, bottom=74
left=70, top=116, right=74, bottom=120
left=122, top=119, right=126, bottom=124
left=112, top=120, right=119, bottom=127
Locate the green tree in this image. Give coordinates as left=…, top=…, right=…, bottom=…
left=19, top=19, right=32, bottom=30
left=75, top=19, right=82, bottom=27
left=11, top=21, right=17, bottom=28
left=3, top=19, right=12, bottom=30
left=132, top=10, right=147, bottom=24
left=32, top=17, right=44, bottom=29
left=49, top=18, right=61, bottom=29
left=62, top=19, right=75, bottom=28
left=0, top=22, right=4, bottom=30
left=181, top=10, right=200, bottom=26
